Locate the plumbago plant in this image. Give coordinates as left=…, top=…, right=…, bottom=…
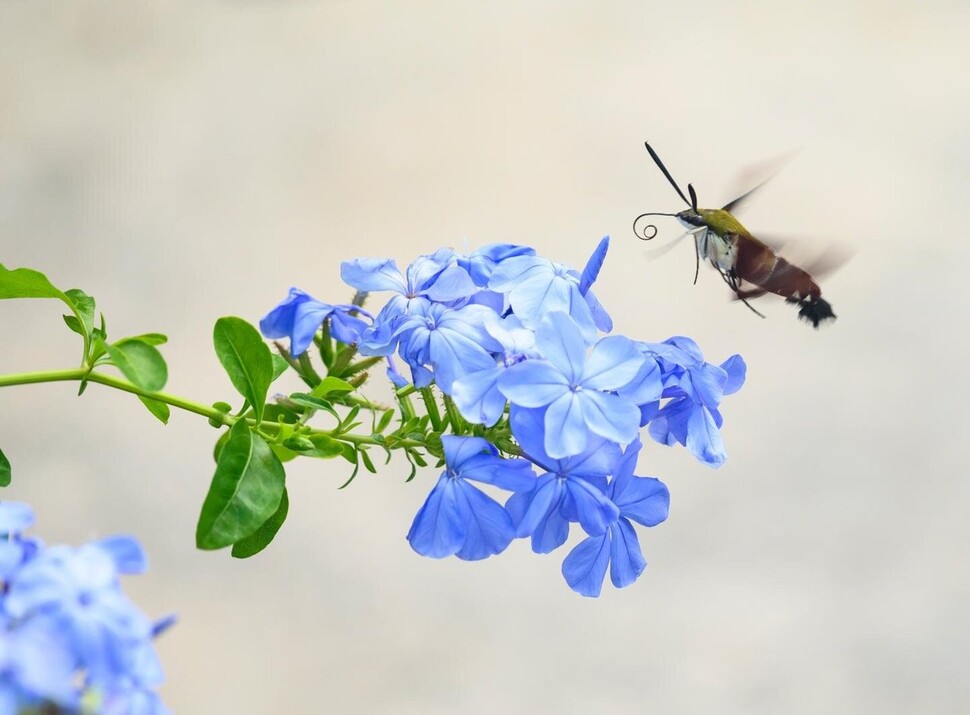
left=0, top=237, right=744, bottom=703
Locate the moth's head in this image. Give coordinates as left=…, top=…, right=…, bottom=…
left=675, top=208, right=705, bottom=228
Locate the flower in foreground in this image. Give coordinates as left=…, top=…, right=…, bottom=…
left=407, top=436, right=535, bottom=561
left=561, top=439, right=670, bottom=597
left=498, top=311, right=644, bottom=459
left=263, top=237, right=745, bottom=596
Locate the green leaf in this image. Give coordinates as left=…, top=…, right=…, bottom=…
left=0, top=266, right=96, bottom=343
left=89, top=336, right=108, bottom=365
left=262, top=403, right=300, bottom=425
left=310, top=376, right=355, bottom=397
left=105, top=341, right=168, bottom=391
left=404, top=452, right=418, bottom=482
left=0, top=447, right=11, bottom=487
left=360, top=448, right=376, bottom=474
left=306, top=434, right=345, bottom=459
left=63, top=288, right=95, bottom=337
left=269, top=443, right=299, bottom=463
left=0, top=264, right=67, bottom=300
left=282, top=435, right=315, bottom=452
left=196, top=421, right=286, bottom=550
left=213, top=317, right=272, bottom=424
left=126, top=332, right=168, bottom=346
left=62, top=314, right=85, bottom=337
left=338, top=454, right=361, bottom=489
left=376, top=409, right=395, bottom=433
left=231, top=488, right=289, bottom=558
left=212, top=428, right=231, bottom=462
left=339, top=442, right=357, bottom=463
left=288, top=393, right=340, bottom=422
left=271, top=354, right=288, bottom=382
left=138, top=396, right=170, bottom=424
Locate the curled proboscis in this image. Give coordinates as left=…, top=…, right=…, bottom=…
left=633, top=214, right=660, bottom=241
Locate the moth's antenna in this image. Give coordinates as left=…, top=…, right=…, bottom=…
left=644, top=142, right=692, bottom=208
left=687, top=184, right=698, bottom=211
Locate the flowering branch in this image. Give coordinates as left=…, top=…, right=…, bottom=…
left=0, top=239, right=746, bottom=601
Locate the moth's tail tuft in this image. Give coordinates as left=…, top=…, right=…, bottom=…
left=797, top=297, right=836, bottom=328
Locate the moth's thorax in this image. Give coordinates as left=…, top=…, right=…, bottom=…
left=677, top=208, right=750, bottom=238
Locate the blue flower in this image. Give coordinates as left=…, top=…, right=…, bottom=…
left=407, top=436, right=536, bottom=561
left=391, top=302, right=498, bottom=392
left=561, top=440, right=670, bottom=597
left=4, top=541, right=153, bottom=684
left=0, top=504, right=172, bottom=711
left=0, top=618, right=77, bottom=709
left=488, top=253, right=596, bottom=335
left=450, top=314, right=538, bottom=426
left=639, top=337, right=746, bottom=467
left=342, top=250, right=479, bottom=356
left=504, top=407, right=622, bottom=552
left=498, top=312, right=644, bottom=458
left=260, top=288, right=370, bottom=356
left=457, top=243, right=536, bottom=286
left=0, top=502, right=40, bottom=582
left=342, top=249, right=477, bottom=304
left=384, top=355, right=411, bottom=389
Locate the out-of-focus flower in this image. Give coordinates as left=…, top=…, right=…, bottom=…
left=0, top=502, right=172, bottom=713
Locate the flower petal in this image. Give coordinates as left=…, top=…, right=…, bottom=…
left=451, top=366, right=507, bottom=426
left=565, top=476, right=620, bottom=536
left=580, top=391, right=641, bottom=447
left=340, top=258, right=407, bottom=294
left=498, top=360, right=568, bottom=408
left=582, top=335, right=643, bottom=391
left=543, top=393, right=590, bottom=459
left=428, top=328, right=496, bottom=393
left=512, top=474, right=563, bottom=539
left=579, top=236, right=609, bottom=294
left=686, top=404, right=726, bottom=467
left=454, top=482, right=515, bottom=561
left=614, top=476, right=670, bottom=527
left=608, top=518, right=647, bottom=588
left=530, top=508, right=570, bottom=554
left=562, top=534, right=610, bottom=598
left=0, top=501, right=35, bottom=534
left=421, top=265, right=478, bottom=303
left=406, top=475, right=467, bottom=558
left=535, top=312, right=588, bottom=382
left=93, top=535, right=148, bottom=575
left=721, top=354, right=747, bottom=395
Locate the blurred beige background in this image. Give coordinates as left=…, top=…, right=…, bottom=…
left=1, top=1, right=968, bottom=713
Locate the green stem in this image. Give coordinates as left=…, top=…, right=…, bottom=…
left=442, top=394, right=466, bottom=434
left=0, top=368, right=424, bottom=451
left=0, top=368, right=229, bottom=423
left=317, top=321, right=333, bottom=367
left=396, top=390, right=416, bottom=423
left=419, top=387, right=442, bottom=432
left=272, top=342, right=315, bottom=389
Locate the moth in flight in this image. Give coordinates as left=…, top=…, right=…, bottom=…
left=633, top=142, right=836, bottom=327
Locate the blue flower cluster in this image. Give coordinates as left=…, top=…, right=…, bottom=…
left=261, top=238, right=745, bottom=596
left=0, top=502, right=172, bottom=713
